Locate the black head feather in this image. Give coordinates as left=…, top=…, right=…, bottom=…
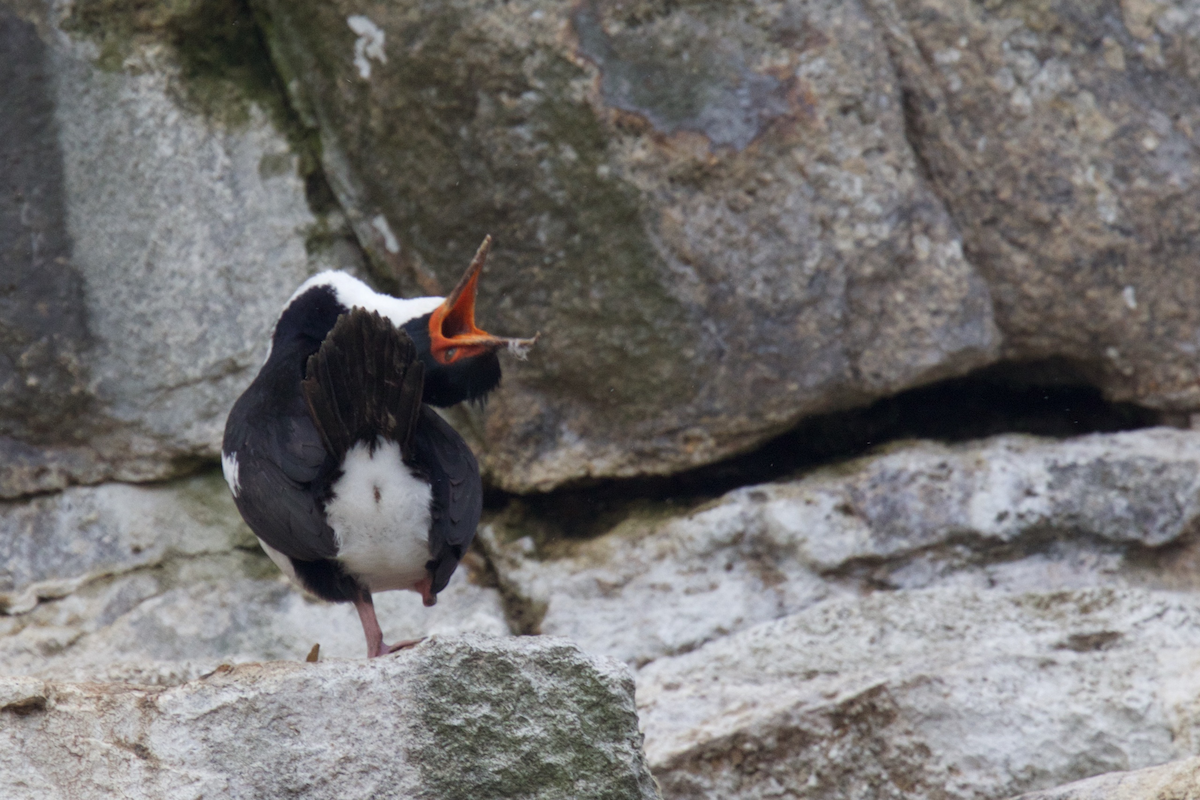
left=403, top=314, right=502, bottom=407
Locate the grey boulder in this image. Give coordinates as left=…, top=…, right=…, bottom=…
left=250, top=0, right=999, bottom=491
left=641, top=586, right=1200, bottom=800
left=869, top=0, right=1200, bottom=409
left=0, top=635, right=661, bottom=800
left=0, top=0, right=361, bottom=498
left=483, top=428, right=1200, bottom=668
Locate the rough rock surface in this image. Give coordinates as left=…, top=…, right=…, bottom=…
left=479, top=428, right=1200, bottom=798
left=0, top=0, right=363, bottom=498
left=0, top=635, right=661, bottom=800
left=1012, top=755, right=1200, bottom=800
left=251, top=0, right=999, bottom=491
left=0, top=470, right=509, bottom=685
left=868, top=0, right=1200, bottom=409
left=483, top=427, right=1200, bottom=667
left=639, top=586, right=1200, bottom=800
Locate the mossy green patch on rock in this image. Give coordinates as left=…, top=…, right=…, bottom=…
left=412, top=637, right=658, bottom=800
left=249, top=0, right=699, bottom=424
left=60, top=0, right=193, bottom=72
left=173, top=469, right=258, bottom=550
left=167, top=0, right=285, bottom=126
left=62, top=0, right=312, bottom=137
left=60, top=0, right=336, bottom=220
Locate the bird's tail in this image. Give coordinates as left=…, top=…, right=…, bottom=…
left=301, top=308, right=425, bottom=461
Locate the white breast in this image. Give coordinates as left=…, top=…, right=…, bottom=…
left=324, top=438, right=433, bottom=593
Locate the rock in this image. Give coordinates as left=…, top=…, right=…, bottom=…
left=0, top=472, right=251, bottom=615
left=867, top=0, right=1200, bottom=409
left=251, top=0, right=999, bottom=491
left=0, top=0, right=364, bottom=498
left=0, top=555, right=509, bottom=686
left=483, top=428, right=1200, bottom=668
left=1011, top=755, right=1200, bottom=800
left=639, top=586, right=1200, bottom=800
left=0, top=470, right=510, bottom=685
left=0, top=676, right=47, bottom=714
left=0, top=635, right=661, bottom=800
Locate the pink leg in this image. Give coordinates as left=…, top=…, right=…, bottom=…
left=353, top=590, right=424, bottom=658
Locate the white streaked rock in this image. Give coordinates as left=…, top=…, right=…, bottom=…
left=485, top=429, right=1200, bottom=669
left=0, top=471, right=509, bottom=685
left=640, top=586, right=1200, bottom=800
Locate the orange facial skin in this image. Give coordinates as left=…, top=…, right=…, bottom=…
left=428, top=236, right=538, bottom=365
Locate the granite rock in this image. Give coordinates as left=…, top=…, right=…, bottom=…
left=640, top=586, right=1200, bottom=800
left=251, top=0, right=999, bottom=491
left=0, top=635, right=661, bottom=800
left=0, top=470, right=509, bottom=685
left=483, top=428, right=1200, bottom=668
left=868, top=0, right=1200, bottom=409
left=0, top=0, right=363, bottom=498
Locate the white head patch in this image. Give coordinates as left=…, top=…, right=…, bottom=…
left=286, top=271, right=443, bottom=328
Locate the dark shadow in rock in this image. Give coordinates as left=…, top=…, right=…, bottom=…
left=487, top=358, right=1167, bottom=541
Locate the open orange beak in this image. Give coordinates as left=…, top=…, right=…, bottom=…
left=428, top=235, right=539, bottom=365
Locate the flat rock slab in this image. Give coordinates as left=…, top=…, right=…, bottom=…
left=0, top=635, right=660, bottom=800
left=485, top=428, right=1200, bottom=668
left=0, top=473, right=250, bottom=615
left=640, top=586, right=1200, bottom=800
left=0, top=471, right=509, bottom=685
left=0, top=560, right=509, bottom=687
left=1011, top=755, right=1200, bottom=800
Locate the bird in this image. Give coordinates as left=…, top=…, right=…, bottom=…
left=221, top=236, right=536, bottom=658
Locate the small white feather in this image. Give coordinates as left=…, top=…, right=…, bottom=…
left=221, top=451, right=241, bottom=498
left=257, top=538, right=300, bottom=584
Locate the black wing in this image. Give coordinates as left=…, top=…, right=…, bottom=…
left=224, top=387, right=339, bottom=562
left=410, top=406, right=482, bottom=595
left=302, top=307, right=424, bottom=461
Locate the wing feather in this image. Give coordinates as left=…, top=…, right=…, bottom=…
left=409, top=407, right=482, bottom=595
left=301, top=308, right=425, bottom=460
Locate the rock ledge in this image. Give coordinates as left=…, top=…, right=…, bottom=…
left=0, top=634, right=660, bottom=800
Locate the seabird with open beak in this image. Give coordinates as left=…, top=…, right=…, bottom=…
left=221, top=237, right=535, bottom=657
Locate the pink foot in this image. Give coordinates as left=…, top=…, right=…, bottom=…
left=353, top=590, right=426, bottom=658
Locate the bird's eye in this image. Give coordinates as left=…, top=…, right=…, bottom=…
left=444, top=348, right=458, bottom=362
